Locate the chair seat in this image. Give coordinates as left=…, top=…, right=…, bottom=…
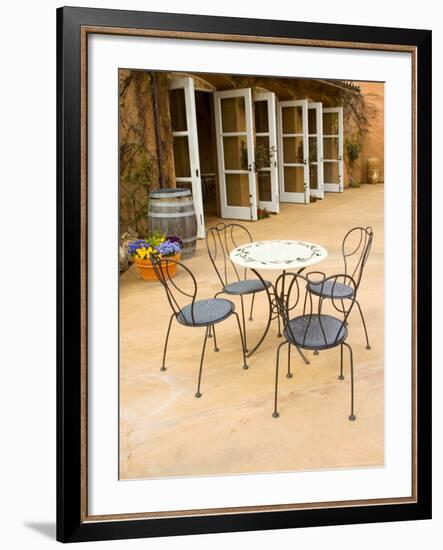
left=308, top=279, right=354, bottom=299
left=284, top=314, right=347, bottom=350
left=223, top=279, right=272, bottom=295
left=177, top=298, right=234, bottom=327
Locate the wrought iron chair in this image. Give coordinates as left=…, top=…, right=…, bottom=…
left=272, top=271, right=358, bottom=420
left=307, top=226, right=374, bottom=350
left=206, top=223, right=272, bottom=352
left=150, top=254, right=248, bottom=398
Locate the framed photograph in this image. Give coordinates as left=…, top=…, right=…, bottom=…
left=57, top=6, right=432, bottom=543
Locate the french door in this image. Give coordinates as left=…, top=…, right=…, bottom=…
left=323, top=106, right=344, bottom=193
left=168, top=77, right=205, bottom=238
left=308, top=102, right=324, bottom=200
left=253, top=92, right=279, bottom=213
left=278, top=99, right=310, bottom=203
left=214, top=88, right=257, bottom=221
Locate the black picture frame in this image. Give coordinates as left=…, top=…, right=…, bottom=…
left=57, top=6, right=432, bottom=543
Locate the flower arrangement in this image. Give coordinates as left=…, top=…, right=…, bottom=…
left=128, top=232, right=183, bottom=282
left=128, top=232, right=182, bottom=261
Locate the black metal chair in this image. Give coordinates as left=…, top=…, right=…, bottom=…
left=307, top=226, right=374, bottom=350
left=150, top=254, right=248, bottom=398
left=272, top=271, right=358, bottom=421
left=206, top=223, right=272, bottom=352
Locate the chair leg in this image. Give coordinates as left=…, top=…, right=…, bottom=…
left=240, top=295, right=248, bottom=353
left=341, top=299, right=348, bottom=325
left=273, top=341, right=288, bottom=417
left=343, top=342, right=356, bottom=420
left=233, top=312, right=248, bottom=370
left=303, top=290, right=308, bottom=315
left=286, top=343, right=293, bottom=378
left=160, top=314, right=174, bottom=371
left=195, top=326, right=209, bottom=398
left=209, top=292, right=223, bottom=338
left=339, top=343, right=344, bottom=380
left=355, top=299, right=371, bottom=350
left=295, top=346, right=310, bottom=365
left=314, top=298, right=323, bottom=354
left=249, top=293, right=255, bottom=321
left=277, top=311, right=282, bottom=338
left=212, top=325, right=219, bottom=352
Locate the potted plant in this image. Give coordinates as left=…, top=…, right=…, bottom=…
left=345, top=134, right=362, bottom=188
left=257, top=208, right=271, bottom=220
left=128, top=232, right=182, bottom=282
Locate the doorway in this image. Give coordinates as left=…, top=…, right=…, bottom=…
left=195, top=91, right=218, bottom=218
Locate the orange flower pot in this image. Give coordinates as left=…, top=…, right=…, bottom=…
left=133, top=253, right=180, bottom=282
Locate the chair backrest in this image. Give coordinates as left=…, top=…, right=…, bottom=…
left=150, top=254, right=198, bottom=325
left=342, top=226, right=374, bottom=289
left=274, top=271, right=358, bottom=348
left=206, top=222, right=253, bottom=288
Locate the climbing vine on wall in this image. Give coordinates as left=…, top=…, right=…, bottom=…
left=119, top=71, right=159, bottom=235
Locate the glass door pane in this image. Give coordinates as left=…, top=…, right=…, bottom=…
left=221, top=97, right=246, bottom=132
left=168, top=77, right=205, bottom=237
left=254, top=92, right=279, bottom=213
left=307, top=102, right=324, bottom=199
left=278, top=99, right=309, bottom=203
left=323, top=107, right=344, bottom=193
left=169, top=88, right=187, bottom=132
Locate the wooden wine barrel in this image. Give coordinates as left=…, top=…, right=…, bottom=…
left=148, top=188, right=197, bottom=259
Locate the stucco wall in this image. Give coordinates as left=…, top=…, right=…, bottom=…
left=119, top=70, right=176, bottom=234
left=356, top=81, right=385, bottom=184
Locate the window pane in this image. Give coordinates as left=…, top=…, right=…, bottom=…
left=309, top=137, right=318, bottom=163
left=324, top=162, right=339, bottom=183
left=282, top=106, right=303, bottom=134
left=176, top=181, right=193, bottom=194
left=309, top=164, right=318, bottom=190
left=284, top=166, right=305, bottom=193
left=258, top=171, right=272, bottom=202
left=323, top=137, right=339, bottom=160
left=308, top=108, right=317, bottom=134
left=169, top=89, right=187, bottom=132
left=225, top=174, right=250, bottom=206
left=283, top=137, right=304, bottom=164
left=221, top=97, right=246, bottom=132
left=254, top=100, right=269, bottom=133
left=256, top=136, right=271, bottom=169
left=323, top=112, right=339, bottom=134
left=173, top=136, right=191, bottom=177
left=223, top=136, right=248, bottom=170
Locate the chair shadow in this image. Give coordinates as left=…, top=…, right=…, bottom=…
left=24, top=522, right=56, bottom=540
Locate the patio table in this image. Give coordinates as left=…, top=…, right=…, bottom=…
left=230, top=240, right=328, bottom=357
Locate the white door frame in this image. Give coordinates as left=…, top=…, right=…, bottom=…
left=253, top=92, right=279, bottom=213
left=278, top=99, right=310, bottom=203
left=323, top=106, right=344, bottom=193
left=168, top=77, right=205, bottom=238
left=308, top=102, right=324, bottom=200
left=214, top=88, right=257, bottom=221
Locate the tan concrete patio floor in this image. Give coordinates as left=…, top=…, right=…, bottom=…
left=119, top=184, right=384, bottom=480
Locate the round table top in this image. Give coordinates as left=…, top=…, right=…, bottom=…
left=230, top=240, right=328, bottom=271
